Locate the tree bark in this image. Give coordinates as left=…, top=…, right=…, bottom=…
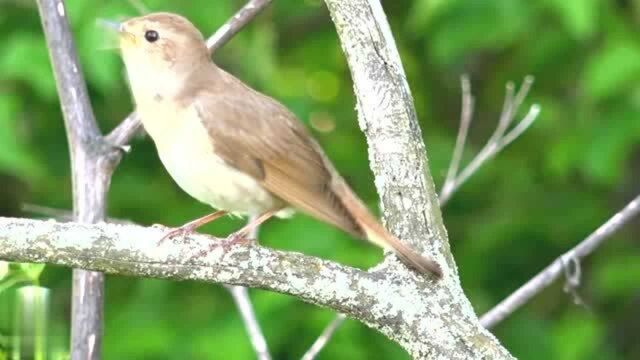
left=36, top=1, right=111, bottom=357
left=323, top=0, right=512, bottom=358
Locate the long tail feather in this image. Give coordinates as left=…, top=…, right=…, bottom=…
left=332, top=179, right=442, bottom=277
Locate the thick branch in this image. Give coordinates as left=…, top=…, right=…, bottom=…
left=322, top=1, right=511, bottom=358
left=0, top=217, right=451, bottom=338
left=480, top=194, right=640, bottom=329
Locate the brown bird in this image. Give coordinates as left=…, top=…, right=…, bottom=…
left=115, top=12, right=441, bottom=277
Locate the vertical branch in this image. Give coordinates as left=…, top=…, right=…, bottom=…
left=36, top=1, right=110, bottom=359
left=319, top=1, right=512, bottom=358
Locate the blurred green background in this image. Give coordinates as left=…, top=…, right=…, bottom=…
left=1, top=0, right=639, bottom=359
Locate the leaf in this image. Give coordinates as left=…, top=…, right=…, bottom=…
left=583, top=40, right=640, bottom=100
left=428, top=0, right=533, bottom=65
left=545, top=0, right=599, bottom=40
left=77, top=22, right=122, bottom=93
left=0, top=95, right=43, bottom=178
left=593, top=253, right=640, bottom=298
left=407, top=0, right=456, bottom=32
left=551, top=311, right=604, bottom=360
left=0, top=32, right=57, bottom=100
left=19, top=263, right=47, bottom=283
left=582, top=107, right=640, bottom=184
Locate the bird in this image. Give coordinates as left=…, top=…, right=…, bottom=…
left=113, top=12, right=441, bottom=277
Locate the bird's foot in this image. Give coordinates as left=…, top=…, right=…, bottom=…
left=158, top=223, right=198, bottom=244
left=219, top=231, right=253, bottom=252
left=190, top=231, right=252, bottom=260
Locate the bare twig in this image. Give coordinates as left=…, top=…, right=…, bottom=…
left=36, top=1, right=108, bottom=358
left=225, top=286, right=271, bottom=360
left=206, top=0, right=273, bottom=53
left=223, top=218, right=271, bottom=360
left=301, top=314, right=346, bottom=360
left=439, top=76, right=539, bottom=206
left=441, top=75, right=473, bottom=197
left=480, top=194, right=640, bottom=329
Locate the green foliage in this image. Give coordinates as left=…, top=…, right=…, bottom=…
left=0, top=0, right=638, bottom=359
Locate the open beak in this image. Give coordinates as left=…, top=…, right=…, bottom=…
left=97, top=19, right=135, bottom=43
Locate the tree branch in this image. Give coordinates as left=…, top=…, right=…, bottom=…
left=224, top=286, right=271, bottom=360
left=0, top=216, right=510, bottom=358
left=309, top=1, right=512, bottom=358
left=301, top=314, right=346, bottom=360
left=480, top=194, right=640, bottom=329
left=303, top=73, right=540, bottom=358
left=36, top=1, right=109, bottom=357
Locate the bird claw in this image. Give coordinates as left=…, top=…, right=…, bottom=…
left=219, top=231, right=251, bottom=251
left=158, top=224, right=196, bottom=245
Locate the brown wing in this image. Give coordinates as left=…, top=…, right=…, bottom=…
left=188, top=66, right=362, bottom=238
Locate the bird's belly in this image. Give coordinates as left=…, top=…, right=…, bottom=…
left=143, top=106, right=283, bottom=216
left=158, top=142, right=283, bottom=216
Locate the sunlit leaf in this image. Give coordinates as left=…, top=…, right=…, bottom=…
left=545, top=0, right=599, bottom=40
left=583, top=40, right=640, bottom=100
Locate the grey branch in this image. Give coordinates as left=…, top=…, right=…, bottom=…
left=36, top=1, right=109, bottom=358
left=206, top=0, right=273, bottom=53
left=225, top=286, right=271, bottom=360
left=439, top=76, right=540, bottom=206
left=480, top=194, right=640, bottom=329
left=301, top=314, right=346, bottom=360
left=0, top=217, right=510, bottom=359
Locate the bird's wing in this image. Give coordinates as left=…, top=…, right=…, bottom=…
left=190, top=69, right=362, bottom=237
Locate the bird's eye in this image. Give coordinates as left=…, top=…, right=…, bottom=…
left=144, top=30, right=159, bottom=43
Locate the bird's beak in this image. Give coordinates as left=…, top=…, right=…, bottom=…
left=97, top=19, right=135, bottom=44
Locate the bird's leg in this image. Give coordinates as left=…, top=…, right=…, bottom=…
left=221, top=209, right=280, bottom=249
left=159, top=210, right=227, bottom=243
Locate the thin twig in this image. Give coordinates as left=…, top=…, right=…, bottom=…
left=480, top=194, right=640, bottom=329
left=226, top=286, right=271, bottom=360
left=441, top=75, right=473, bottom=197
left=224, top=217, right=272, bottom=360
left=439, top=76, right=539, bottom=206
left=301, top=314, right=346, bottom=360
left=206, top=0, right=273, bottom=54
left=105, top=0, right=273, bottom=147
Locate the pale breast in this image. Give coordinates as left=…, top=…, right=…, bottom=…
left=138, top=101, right=285, bottom=216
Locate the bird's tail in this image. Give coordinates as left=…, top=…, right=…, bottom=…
left=332, top=180, right=442, bottom=278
